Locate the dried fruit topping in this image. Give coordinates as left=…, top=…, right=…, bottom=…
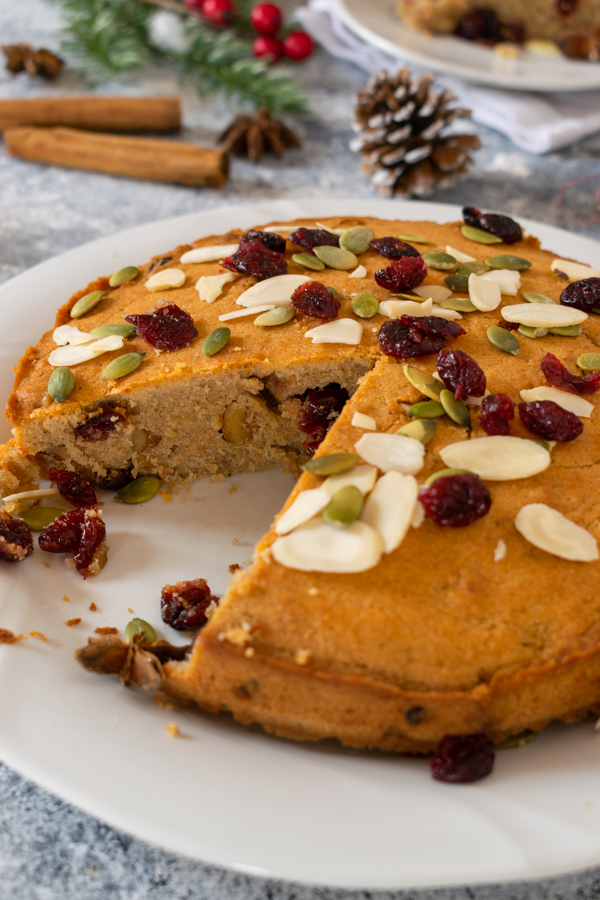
left=420, top=473, right=491, bottom=527
left=541, top=352, right=600, bottom=395
left=480, top=393, right=515, bottom=436
left=94, top=468, right=133, bottom=491
left=298, top=387, right=349, bottom=454
left=160, top=578, right=218, bottom=630
left=46, top=467, right=97, bottom=508
left=370, top=237, right=420, bottom=260
left=437, top=349, right=486, bottom=401
left=240, top=229, right=286, bottom=254
left=456, top=8, right=503, bottom=41
left=74, top=409, right=128, bottom=443
left=374, top=256, right=428, bottom=293
left=39, top=508, right=106, bottom=578
left=462, top=206, right=522, bottom=244
left=287, top=227, right=339, bottom=252
left=378, top=316, right=465, bottom=360
left=431, top=734, right=495, bottom=783
left=518, top=400, right=583, bottom=442
left=560, top=277, right=600, bottom=314
left=0, top=512, right=33, bottom=562
left=125, top=303, right=198, bottom=350
left=221, top=240, right=287, bottom=280
left=291, top=281, right=341, bottom=318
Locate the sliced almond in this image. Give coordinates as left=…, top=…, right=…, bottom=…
left=271, top=518, right=383, bottom=573
left=480, top=269, right=521, bottom=296
left=145, top=268, right=186, bottom=292
left=237, top=274, right=309, bottom=308
left=431, top=305, right=463, bottom=321
left=53, top=325, right=95, bottom=347
left=315, top=222, right=345, bottom=235
left=519, top=386, right=593, bottom=418
left=48, top=335, right=125, bottom=367
left=413, top=284, right=452, bottom=302
left=468, top=272, right=502, bottom=311
left=446, top=245, right=475, bottom=264
left=305, top=319, right=363, bottom=345
left=494, top=538, right=507, bottom=561
left=515, top=503, right=598, bottom=562
left=322, top=465, right=378, bottom=498
left=501, top=303, right=587, bottom=327
left=361, top=472, right=418, bottom=554
left=218, top=304, right=275, bottom=321
left=355, top=433, right=425, bottom=475
left=411, top=500, right=425, bottom=528
left=379, top=298, right=433, bottom=318
left=274, top=487, right=330, bottom=535
left=348, top=265, right=367, bottom=279
left=440, top=435, right=550, bottom=481
left=551, top=258, right=600, bottom=280
left=265, top=225, right=295, bottom=233
left=2, top=487, right=60, bottom=505
left=351, top=412, right=377, bottom=430
left=180, top=244, right=239, bottom=264
left=196, top=272, right=237, bottom=303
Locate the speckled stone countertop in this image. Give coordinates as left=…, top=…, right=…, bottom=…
left=2, top=2, right=600, bottom=897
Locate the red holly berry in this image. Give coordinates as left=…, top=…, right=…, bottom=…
left=184, top=0, right=206, bottom=10
left=201, top=0, right=235, bottom=27
left=282, top=30, right=314, bottom=61
left=252, top=35, right=283, bottom=61
left=250, top=2, right=283, bottom=36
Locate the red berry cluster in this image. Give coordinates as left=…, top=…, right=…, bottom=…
left=250, top=3, right=314, bottom=63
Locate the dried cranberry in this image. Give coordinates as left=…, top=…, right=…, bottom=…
left=370, top=237, right=420, bottom=260
left=0, top=513, right=33, bottom=562
left=541, top=352, right=600, bottom=395
left=480, top=393, right=515, bottom=435
left=291, top=281, right=341, bottom=318
left=94, top=468, right=133, bottom=491
left=298, top=387, right=349, bottom=452
left=221, top=240, right=287, bottom=280
left=125, top=304, right=197, bottom=350
left=286, top=228, right=339, bottom=252
left=431, top=734, right=495, bottom=783
left=519, top=400, right=583, bottom=442
left=374, top=256, right=428, bottom=293
left=560, top=278, right=600, bottom=314
left=39, top=508, right=106, bottom=578
left=46, top=467, right=97, bottom=508
left=378, top=316, right=465, bottom=360
left=437, top=349, right=486, bottom=401
left=462, top=206, right=522, bottom=244
left=74, top=409, right=128, bottom=443
left=240, top=229, right=286, bottom=254
left=161, top=578, right=218, bottom=630
left=456, top=9, right=502, bottom=42
left=420, top=473, right=491, bottom=527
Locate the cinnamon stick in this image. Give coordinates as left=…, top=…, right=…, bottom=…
left=0, top=96, right=181, bottom=133
left=4, top=127, right=228, bottom=188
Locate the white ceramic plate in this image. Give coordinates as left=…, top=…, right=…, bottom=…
left=2, top=199, right=600, bottom=891
left=335, top=0, right=600, bottom=92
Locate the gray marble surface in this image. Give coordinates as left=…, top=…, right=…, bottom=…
left=2, top=1, right=600, bottom=897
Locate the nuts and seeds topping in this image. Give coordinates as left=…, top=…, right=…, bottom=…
left=125, top=304, right=197, bottom=350
left=468, top=273, right=501, bottom=311
left=351, top=412, right=377, bottom=430
left=486, top=325, right=520, bottom=356
left=423, top=468, right=471, bottom=487
left=48, top=367, right=75, bottom=402
left=407, top=400, right=444, bottom=418
left=378, top=315, right=465, bottom=360
left=458, top=261, right=490, bottom=277
left=116, top=475, right=161, bottom=504
left=404, top=364, right=443, bottom=401
left=380, top=299, right=433, bottom=318
left=523, top=291, right=555, bottom=304
left=548, top=325, right=581, bottom=337
left=70, top=291, right=106, bottom=319
left=519, top=325, right=548, bottom=339
left=480, top=394, right=516, bottom=435
left=440, top=436, right=550, bottom=481
left=18, top=507, right=64, bottom=531
left=396, top=419, right=436, bottom=444
left=541, top=352, right=600, bottom=395
left=219, top=304, right=275, bottom=321
left=374, top=256, right=428, bottom=293
left=291, top=281, right=341, bottom=318
left=437, top=349, right=485, bottom=401
left=125, top=617, right=157, bottom=642
left=90, top=323, right=137, bottom=338
left=236, top=273, right=309, bottom=308
left=446, top=245, right=475, bottom=264
left=161, top=578, right=219, bottom=630
left=361, top=471, right=418, bottom=554
left=351, top=291, right=379, bottom=318
left=371, top=237, right=421, bottom=260
left=552, top=260, right=600, bottom=281
left=271, top=518, right=383, bottom=573
left=312, top=245, right=358, bottom=271
left=354, top=432, right=425, bottom=475
left=323, top=485, right=364, bottom=526
left=480, top=268, right=521, bottom=296
left=180, top=244, right=239, bottom=264
left=145, top=268, right=185, bottom=292
left=49, top=334, right=125, bottom=367
left=195, top=271, right=237, bottom=303
left=501, top=302, right=588, bottom=328
left=462, top=207, right=522, bottom=244
left=275, top=488, right=330, bottom=535
left=515, top=503, right=599, bottom=562
left=292, top=252, right=325, bottom=271
left=321, top=465, right=378, bottom=498
left=349, top=265, right=367, bottom=279
left=102, top=352, right=145, bottom=380
left=339, top=226, right=375, bottom=255
left=578, top=352, right=600, bottom=373
left=461, top=225, right=502, bottom=245
left=420, top=472, right=491, bottom=527
left=396, top=233, right=430, bottom=245
left=421, top=251, right=457, bottom=271
left=109, top=266, right=139, bottom=288
left=303, top=452, right=360, bottom=476
left=0, top=513, right=33, bottom=562
left=304, top=318, right=362, bottom=345
left=444, top=273, right=469, bottom=293
left=202, top=327, right=231, bottom=355
left=485, top=255, right=531, bottom=271
left=440, top=389, right=471, bottom=429
left=413, top=285, right=452, bottom=303
left=254, top=306, right=296, bottom=327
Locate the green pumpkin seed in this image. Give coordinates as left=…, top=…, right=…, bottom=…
left=109, top=266, right=140, bottom=288
left=18, top=506, right=64, bottom=530
left=403, top=365, right=443, bottom=401
left=456, top=261, right=490, bottom=276
left=461, top=225, right=503, bottom=245
left=323, top=485, right=363, bottom=527
left=303, top=452, right=359, bottom=476
left=90, top=323, right=137, bottom=339
left=577, top=352, right=600, bottom=372
left=444, top=273, right=469, bottom=293
left=339, top=226, right=375, bottom=255
left=116, top=474, right=161, bottom=504
left=292, top=252, right=325, bottom=271
left=70, top=290, right=105, bottom=319
left=518, top=325, right=548, bottom=339
left=125, top=617, right=157, bottom=643
left=48, top=366, right=75, bottom=402
left=351, top=291, right=379, bottom=319
left=522, top=291, right=556, bottom=304
left=407, top=400, right=444, bottom=419
left=532, top=439, right=554, bottom=452
left=102, top=352, right=145, bottom=380
left=485, top=255, right=531, bottom=271
left=486, top=325, right=520, bottom=356
left=421, top=251, right=457, bottom=271
left=440, top=389, right=471, bottom=429
left=424, top=467, right=471, bottom=487
left=313, top=245, right=358, bottom=270
left=395, top=233, right=431, bottom=245
left=396, top=419, right=436, bottom=444
left=439, top=296, right=477, bottom=312
left=202, top=326, right=230, bottom=355
left=326, top=286, right=341, bottom=298
left=390, top=292, right=428, bottom=301
left=494, top=729, right=537, bottom=750
left=254, top=306, right=295, bottom=327
left=548, top=325, right=581, bottom=337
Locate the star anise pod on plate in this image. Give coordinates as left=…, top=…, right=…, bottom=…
left=2, top=43, right=63, bottom=79
left=75, top=632, right=190, bottom=692
left=219, top=107, right=301, bottom=163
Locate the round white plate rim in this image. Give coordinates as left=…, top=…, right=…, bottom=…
left=333, top=0, right=600, bottom=92
left=1, top=198, right=600, bottom=891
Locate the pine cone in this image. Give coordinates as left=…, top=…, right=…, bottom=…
left=351, top=67, right=481, bottom=198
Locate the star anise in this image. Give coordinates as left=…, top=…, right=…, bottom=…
left=2, top=43, right=63, bottom=79
left=219, top=107, right=301, bottom=163
left=75, top=632, right=190, bottom=692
